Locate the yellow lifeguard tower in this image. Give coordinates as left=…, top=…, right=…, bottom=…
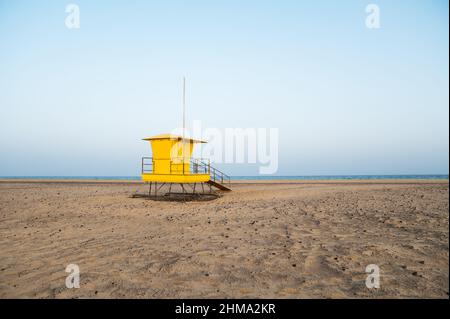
left=140, top=78, right=231, bottom=198
left=141, top=134, right=231, bottom=197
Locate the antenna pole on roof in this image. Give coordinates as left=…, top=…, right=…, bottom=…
left=182, top=76, right=186, bottom=141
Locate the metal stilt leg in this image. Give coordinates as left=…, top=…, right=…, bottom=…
left=157, top=183, right=165, bottom=193
left=180, top=184, right=187, bottom=203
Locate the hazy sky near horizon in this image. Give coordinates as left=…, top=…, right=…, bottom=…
left=0, top=0, right=448, bottom=176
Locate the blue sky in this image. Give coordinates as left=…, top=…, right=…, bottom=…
left=0, top=0, right=448, bottom=176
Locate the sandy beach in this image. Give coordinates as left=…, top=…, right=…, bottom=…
left=0, top=179, right=448, bottom=298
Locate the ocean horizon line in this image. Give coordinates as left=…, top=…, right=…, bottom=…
left=0, top=174, right=448, bottom=181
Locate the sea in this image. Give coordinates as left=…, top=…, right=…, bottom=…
left=0, top=175, right=448, bottom=181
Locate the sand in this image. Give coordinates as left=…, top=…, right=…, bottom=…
left=0, top=179, right=448, bottom=298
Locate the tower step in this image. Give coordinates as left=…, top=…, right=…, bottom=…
left=207, top=180, right=231, bottom=191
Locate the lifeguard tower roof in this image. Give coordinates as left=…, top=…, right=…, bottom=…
left=142, top=134, right=206, bottom=143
